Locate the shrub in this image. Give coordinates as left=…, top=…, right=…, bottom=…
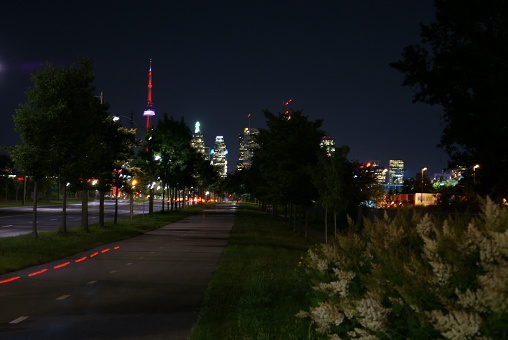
left=298, top=198, right=508, bottom=339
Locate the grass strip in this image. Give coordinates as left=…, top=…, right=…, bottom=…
left=0, top=203, right=214, bottom=275
left=190, top=203, right=324, bottom=340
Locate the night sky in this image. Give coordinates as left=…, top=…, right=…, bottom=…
left=1, top=0, right=448, bottom=178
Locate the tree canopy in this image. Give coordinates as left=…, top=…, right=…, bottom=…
left=251, top=109, right=325, bottom=206
left=391, top=0, right=508, bottom=198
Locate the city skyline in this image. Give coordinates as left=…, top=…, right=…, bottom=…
left=1, top=1, right=448, bottom=177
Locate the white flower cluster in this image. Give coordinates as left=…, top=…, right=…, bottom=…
left=355, top=297, right=389, bottom=332
left=427, top=309, right=481, bottom=340
left=314, top=269, right=356, bottom=298
left=298, top=302, right=345, bottom=334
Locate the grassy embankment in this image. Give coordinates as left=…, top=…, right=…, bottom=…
left=0, top=203, right=214, bottom=275
left=190, top=203, right=323, bottom=340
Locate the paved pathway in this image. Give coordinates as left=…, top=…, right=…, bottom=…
left=0, top=203, right=236, bottom=340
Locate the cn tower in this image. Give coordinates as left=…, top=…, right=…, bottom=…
left=142, top=58, right=155, bottom=132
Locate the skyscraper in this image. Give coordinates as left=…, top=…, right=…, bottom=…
left=237, top=127, right=259, bottom=171
left=388, top=159, right=404, bottom=184
left=211, top=136, right=228, bottom=177
left=190, top=121, right=209, bottom=160
left=320, top=136, right=336, bottom=157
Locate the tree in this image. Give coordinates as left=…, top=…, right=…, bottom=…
left=401, top=172, right=433, bottom=194
left=90, top=118, right=137, bottom=226
left=251, top=109, right=325, bottom=233
left=12, top=57, right=112, bottom=235
left=391, top=0, right=508, bottom=198
left=135, top=114, right=211, bottom=211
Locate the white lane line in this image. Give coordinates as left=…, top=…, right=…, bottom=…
left=56, top=295, right=70, bottom=300
left=109, top=270, right=117, bottom=274
left=87, top=280, right=97, bottom=285
left=2, top=225, right=13, bottom=228
left=10, top=316, right=29, bottom=324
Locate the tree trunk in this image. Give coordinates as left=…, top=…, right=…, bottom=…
left=61, top=184, right=67, bottom=233
left=32, top=180, right=39, bottom=238
left=99, top=190, right=105, bottom=227
left=325, top=206, right=328, bottom=243
left=149, top=187, right=154, bottom=213
left=82, top=188, right=89, bottom=232
left=304, top=208, right=309, bottom=239
left=114, top=183, right=119, bottom=224
left=130, top=191, right=134, bottom=218
left=334, top=211, right=337, bottom=237
left=161, top=183, right=165, bottom=212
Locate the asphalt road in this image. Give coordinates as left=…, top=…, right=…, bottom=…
left=0, top=200, right=152, bottom=238
left=0, top=203, right=236, bottom=339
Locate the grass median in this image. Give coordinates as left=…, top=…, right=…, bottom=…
left=0, top=203, right=214, bottom=275
left=190, top=203, right=323, bottom=340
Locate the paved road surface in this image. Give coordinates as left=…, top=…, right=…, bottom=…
left=0, top=203, right=236, bottom=339
left=0, top=200, right=151, bottom=238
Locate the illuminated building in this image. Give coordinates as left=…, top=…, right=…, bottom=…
left=320, top=136, right=336, bottom=157
left=142, top=58, right=155, bottom=133
left=237, top=127, right=259, bottom=171
left=191, top=121, right=209, bottom=160
left=450, top=166, right=467, bottom=181
left=388, top=159, right=404, bottom=184
left=369, top=160, right=387, bottom=184
left=211, top=136, right=228, bottom=177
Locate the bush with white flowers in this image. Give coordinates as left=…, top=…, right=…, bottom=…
left=298, top=198, right=508, bottom=339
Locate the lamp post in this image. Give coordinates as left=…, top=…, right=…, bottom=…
left=421, top=167, right=427, bottom=205
left=130, top=178, right=138, bottom=219
left=473, top=164, right=480, bottom=186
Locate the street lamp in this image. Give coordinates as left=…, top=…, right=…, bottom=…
left=130, top=178, right=138, bottom=218
left=421, top=167, right=427, bottom=205
left=473, top=164, right=480, bottom=186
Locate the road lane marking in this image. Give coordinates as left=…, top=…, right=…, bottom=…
left=9, top=316, right=29, bottom=324
left=28, top=269, right=48, bottom=277
left=2, top=225, right=14, bottom=228
left=126, top=263, right=133, bottom=265
left=0, top=276, right=20, bottom=284
left=87, top=280, right=97, bottom=285
left=109, top=270, right=117, bottom=274
left=56, top=295, right=70, bottom=300
left=54, top=262, right=71, bottom=269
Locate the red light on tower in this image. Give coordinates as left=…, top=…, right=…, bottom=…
left=143, top=58, right=155, bottom=132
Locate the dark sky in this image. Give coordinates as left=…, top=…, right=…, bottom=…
left=0, top=0, right=448, bottom=178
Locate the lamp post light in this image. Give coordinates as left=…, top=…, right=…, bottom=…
left=421, top=167, right=427, bottom=205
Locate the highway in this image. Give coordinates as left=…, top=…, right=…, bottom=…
left=0, top=200, right=153, bottom=238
